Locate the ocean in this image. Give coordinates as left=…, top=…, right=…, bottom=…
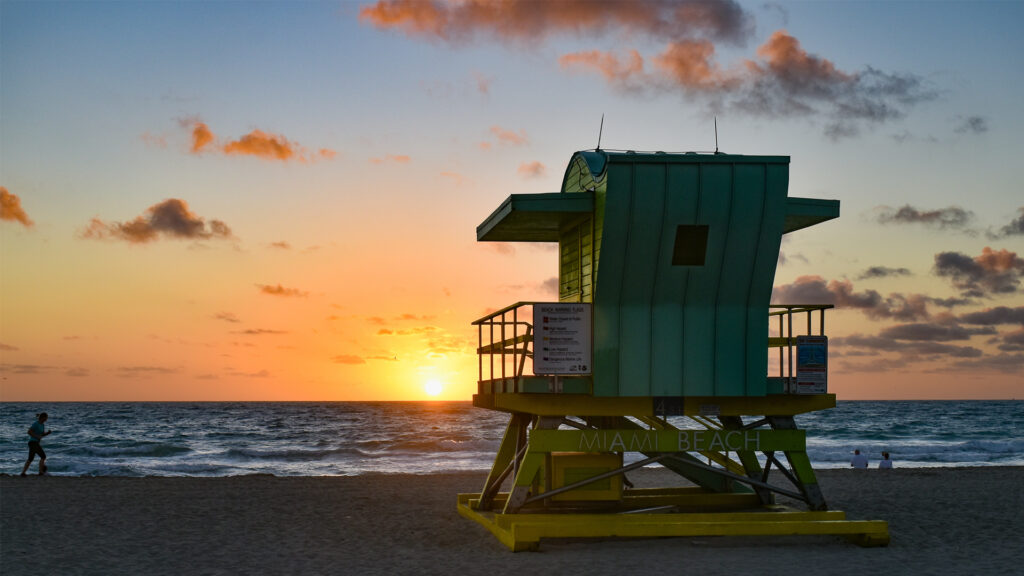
left=2, top=400, right=1021, bottom=477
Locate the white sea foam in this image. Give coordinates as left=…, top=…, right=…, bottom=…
left=2, top=400, right=1020, bottom=476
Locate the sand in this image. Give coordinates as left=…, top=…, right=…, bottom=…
left=2, top=467, right=1022, bottom=575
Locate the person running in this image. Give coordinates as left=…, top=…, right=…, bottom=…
left=21, top=412, right=52, bottom=476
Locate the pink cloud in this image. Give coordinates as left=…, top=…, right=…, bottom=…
left=489, top=125, right=528, bottom=146
left=518, top=161, right=546, bottom=178
left=370, top=154, right=411, bottom=164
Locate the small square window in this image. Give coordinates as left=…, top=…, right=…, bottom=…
left=672, top=225, right=709, bottom=266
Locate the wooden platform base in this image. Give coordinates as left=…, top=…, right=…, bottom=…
left=457, top=490, right=890, bottom=552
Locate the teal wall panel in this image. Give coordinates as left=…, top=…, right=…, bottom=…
left=617, top=163, right=667, bottom=396
left=650, top=164, right=698, bottom=395
left=592, top=164, right=633, bottom=397
left=680, top=164, right=731, bottom=396
left=745, top=164, right=789, bottom=395
left=714, top=164, right=765, bottom=396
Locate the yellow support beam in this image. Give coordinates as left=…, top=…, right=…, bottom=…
left=458, top=494, right=890, bottom=551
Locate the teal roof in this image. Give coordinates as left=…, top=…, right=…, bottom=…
left=784, top=197, right=840, bottom=233
left=561, top=149, right=790, bottom=193
left=477, top=192, right=594, bottom=242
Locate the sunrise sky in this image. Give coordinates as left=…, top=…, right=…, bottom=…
left=1, top=1, right=1022, bottom=401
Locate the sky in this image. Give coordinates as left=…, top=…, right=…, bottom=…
left=1, top=0, right=1022, bottom=402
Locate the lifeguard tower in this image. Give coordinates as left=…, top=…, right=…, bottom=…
left=456, top=149, right=889, bottom=551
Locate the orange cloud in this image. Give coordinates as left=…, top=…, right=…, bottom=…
left=489, top=125, right=528, bottom=146
left=359, top=0, right=752, bottom=45
left=559, top=28, right=932, bottom=139
left=560, top=49, right=647, bottom=89
left=1, top=187, right=34, bottom=227
left=976, top=247, right=1021, bottom=273
left=750, top=30, right=851, bottom=93
left=518, top=161, right=546, bottom=178
left=179, top=119, right=336, bottom=162
left=654, top=40, right=736, bottom=91
left=191, top=122, right=215, bottom=153
left=223, top=129, right=295, bottom=161
left=370, top=154, right=411, bottom=164
left=81, top=199, right=231, bottom=244
left=256, top=284, right=309, bottom=298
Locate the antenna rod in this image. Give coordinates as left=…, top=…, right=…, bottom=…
left=597, top=114, right=604, bottom=150
left=714, top=116, right=719, bottom=154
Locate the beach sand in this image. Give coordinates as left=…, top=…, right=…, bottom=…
left=2, top=467, right=1021, bottom=575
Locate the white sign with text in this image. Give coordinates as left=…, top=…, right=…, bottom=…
left=533, top=303, right=592, bottom=375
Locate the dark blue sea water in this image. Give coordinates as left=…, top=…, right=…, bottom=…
left=1, top=401, right=1021, bottom=477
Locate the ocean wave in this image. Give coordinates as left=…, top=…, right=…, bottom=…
left=68, top=442, right=192, bottom=458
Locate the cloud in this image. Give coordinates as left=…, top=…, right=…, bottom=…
left=490, top=125, right=528, bottom=146
left=256, top=284, right=309, bottom=298
left=228, top=369, right=271, bottom=378
left=473, top=71, right=493, bottom=95
left=213, top=312, right=241, bottom=323
left=874, top=204, right=974, bottom=230
left=116, top=366, right=180, bottom=377
left=771, top=275, right=931, bottom=321
left=541, top=276, right=559, bottom=295
left=950, top=353, right=1024, bottom=374
left=180, top=119, right=336, bottom=162
left=81, top=199, right=232, bottom=244
left=954, top=115, right=988, bottom=135
left=235, top=329, right=288, bottom=335
left=395, top=313, right=437, bottom=321
left=833, top=333, right=983, bottom=359
left=934, top=247, right=1024, bottom=297
left=359, top=0, right=754, bottom=45
left=878, top=323, right=995, bottom=342
left=561, top=30, right=935, bottom=139
left=1, top=187, right=34, bottom=227
left=0, top=342, right=19, bottom=351
left=957, top=306, right=1024, bottom=326
left=997, top=329, right=1024, bottom=352
left=561, top=49, right=650, bottom=91
left=140, top=131, right=168, bottom=149
left=991, top=207, right=1024, bottom=239
left=857, top=266, right=912, bottom=280
left=370, top=154, right=411, bottom=164
left=269, top=241, right=292, bottom=250
left=223, top=129, right=297, bottom=161
left=378, top=326, right=438, bottom=336
left=332, top=354, right=366, bottom=365
left=360, top=1, right=931, bottom=138
left=190, top=122, right=215, bottom=153
left=482, top=242, right=516, bottom=256
left=518, top=161, right=546, bottom=178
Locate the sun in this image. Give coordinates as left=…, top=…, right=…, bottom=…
left=424, top=379, right=443, bottom=397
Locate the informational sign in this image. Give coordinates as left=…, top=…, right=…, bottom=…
left=533, top=303, right=592, bottom=375
left=795, top=335, right=828, bottom=394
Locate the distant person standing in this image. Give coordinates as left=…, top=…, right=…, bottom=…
left=850, top=449, right=869, bottom=469
left=21, top=412, right=52, bottom=476
left=879, top=452, right=893, bottom=469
